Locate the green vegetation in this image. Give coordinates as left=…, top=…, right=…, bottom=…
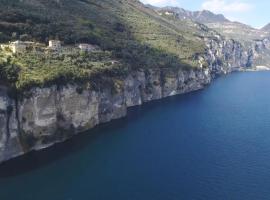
left=0, top=49, right=126, bottom=90
left=0, top=0, right=208, bottom=90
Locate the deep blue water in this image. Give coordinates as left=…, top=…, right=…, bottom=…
left=1, top=72, right=270, bottom=200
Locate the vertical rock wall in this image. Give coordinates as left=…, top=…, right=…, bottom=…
left=0, top=68, right=211, bottom=163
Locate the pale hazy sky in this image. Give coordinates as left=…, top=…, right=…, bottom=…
left=140, top=0, right=269, bottom=28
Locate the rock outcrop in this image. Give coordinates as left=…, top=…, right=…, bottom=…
left=251, top=38, right=270, bottom=67
left=204, top=35, right=253, bottom=74
left=0, top=87, right=22, bottom=162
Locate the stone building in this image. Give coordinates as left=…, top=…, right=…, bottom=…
left=78, top=43, right=97, bottom=52
left=0, top=44, right=10, bottom=51
left=9, top=41, right=27, bottom=53
left=48, top=40, right=61, bottom=50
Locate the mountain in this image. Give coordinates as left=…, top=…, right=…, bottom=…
left=155, top=6, right=270, bottom=43
left=192, top=10, right=229, bottom=24
left=207, top=21, right=269, bottom=43
left=262, top=23, right=270, bottom=32
left=0, top=0, right=209, bottom=90
left=153, top=5, right=270, bottom=68
left=0, top=0, right=207, bottom=58
left=157, top=7, right=229, bottom=24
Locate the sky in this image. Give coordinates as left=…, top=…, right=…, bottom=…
left=139, top=0, right=269, bottom=28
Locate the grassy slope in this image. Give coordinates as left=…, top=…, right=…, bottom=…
left=0, top=0, right=206, bottom=90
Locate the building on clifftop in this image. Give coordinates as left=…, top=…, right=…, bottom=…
left=78, top=43, right=97, bottom=52
left=48, top=40, right=61, bottom=50
left=9, top=41, right=27, bottom=54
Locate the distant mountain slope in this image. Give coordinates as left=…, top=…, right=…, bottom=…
left=155, top=6, right=269, bottom=43
left=262, top=23, right=270, bottom=32
left=157, top=7, right=229, bottom=24
left=207, top=22, right=269, bottom=43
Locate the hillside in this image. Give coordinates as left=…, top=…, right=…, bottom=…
left=0, top=0, right=208, bottom=90
left=155, top=6, right=269, bottom=43
left=262, top=23, right=270, bottom=32
left=207, top=22, right=269, bottom=43
left=156, top=7, right=229, bottom=24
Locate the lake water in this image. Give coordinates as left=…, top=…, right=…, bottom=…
left=1, top=72, right=270, bottom=200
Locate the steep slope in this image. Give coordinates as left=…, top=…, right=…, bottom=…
left=207, top=22, right=269, bottom=43
left=155, top=5, right=270, bottom=67
left=155, top=13, right=253, bottom=71
left=155, top=6, right=269, bottom=43
left=156, top=7, right=229, bottom=24
left=0, top=0, right=210, bottom=91
left=262, top=23, right=270, bottom=32
left=0, top=0, right=205, bottom=64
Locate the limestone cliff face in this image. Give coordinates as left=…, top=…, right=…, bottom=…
left=0, top=87, right=22, bottom=162
left=0, top=68, right=211, bottom=163
left=0, top=32, right=259, bottom=163
left=204, top=34, right=270, bottom=71
left=251, top=38, right=270, bottom=66
left=204, top=35, right=253, bottom=74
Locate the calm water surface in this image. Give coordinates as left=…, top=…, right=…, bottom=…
left=1, top=72, right=270, bottom=200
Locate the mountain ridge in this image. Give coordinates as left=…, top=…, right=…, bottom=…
left=156, top=6, right=229, bottom=24
left=262, top=23, right=270, bottom=32
left=154, top=6, right=270, bottom=42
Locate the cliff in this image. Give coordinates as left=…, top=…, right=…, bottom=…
left=0, top=0, right=270, bottom=164
left=2, top=24, right=270, bottom=163
left=0, top=68, right=211, bottom=163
